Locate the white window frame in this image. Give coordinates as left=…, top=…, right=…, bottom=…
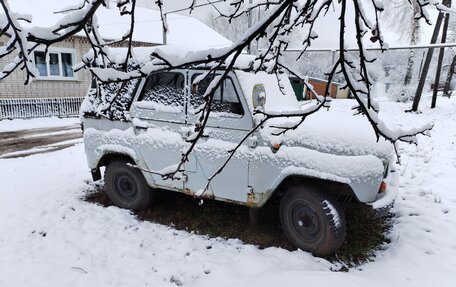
left=33, top=47, right=77, bottom=81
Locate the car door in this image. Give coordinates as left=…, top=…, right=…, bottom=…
left=129, top=70, right=187, bottom=190
left=184, top=71, right=255, bottom=203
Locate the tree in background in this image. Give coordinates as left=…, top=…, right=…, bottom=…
left=207, top=8, right=250, bottom=42
left=207, top=3, right=327, bottom=80
left=385, top=0, right=422, bottom=86
left=207, top=8, right=258, bottom=53
left=383, top=0, right=423, bottom=101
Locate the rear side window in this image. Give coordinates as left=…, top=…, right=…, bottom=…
left=190, top=74, right=243, bottom=116
left=138, top=72, right=185, bottom=112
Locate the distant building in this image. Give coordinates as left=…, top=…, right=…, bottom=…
left=289, top=76, right=350, bottom=100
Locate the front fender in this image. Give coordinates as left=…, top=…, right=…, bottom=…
left=248, top=146, right=385, bottom=205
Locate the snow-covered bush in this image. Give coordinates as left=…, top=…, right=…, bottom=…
left=387, top=84, right=417, bottom=102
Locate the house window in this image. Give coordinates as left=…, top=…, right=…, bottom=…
left=34, top=50, right=75, bottom=79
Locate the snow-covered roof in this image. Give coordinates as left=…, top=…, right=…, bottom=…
left=4, top=0, right=232, bottom=48
left=88, top=45, right=256, bottom=75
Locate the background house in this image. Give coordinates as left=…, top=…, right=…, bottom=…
left=0, top=1, right=231, bottom=119
left=289, top=76, right=351, bottom=100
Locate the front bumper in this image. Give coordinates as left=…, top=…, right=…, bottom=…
left=368, top=157, right=399, bottom=217
left=371, top=201, right=394, bottom=218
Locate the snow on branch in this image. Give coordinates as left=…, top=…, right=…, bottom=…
left=336, top=0, right=434, bottom=162
left=0, top=0, right=104, bottom=84
left=0, top=0, right=445, bottom=193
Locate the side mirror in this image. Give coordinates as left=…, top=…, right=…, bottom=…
left=252, top=84, right=266, bottom=109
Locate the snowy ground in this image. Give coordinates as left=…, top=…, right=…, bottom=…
left=1, top=98, right=455, bottom=287
left=0, top=117, right=80, bottom=132
left=0, top=122, right=82, bottom=159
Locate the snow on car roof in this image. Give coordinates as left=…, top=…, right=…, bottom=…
left=4, top=0, right=232, bottom=48
left=94, top=45, right=301, bottom=112
left=96, top=45, right=255, bottom=68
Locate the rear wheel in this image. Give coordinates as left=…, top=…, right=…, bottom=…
left=279, top=186, right=346, bottom=257
left=105, top=160, right=154, bottom=209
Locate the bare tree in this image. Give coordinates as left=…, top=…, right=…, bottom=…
left=384, top=0, right=422, bottom=86
left=207, top=7, right=260, bottom=55
left=0, top=0, right=440, bottom=195
left=207, top=9, right=250, bottom=43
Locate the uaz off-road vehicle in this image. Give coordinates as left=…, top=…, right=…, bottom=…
left=81, top=47, right=397, bottom=257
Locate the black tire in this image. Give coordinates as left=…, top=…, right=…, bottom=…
left=279, top=186, right=346, bottom=257
left=105, top=160, right=154, bottom=209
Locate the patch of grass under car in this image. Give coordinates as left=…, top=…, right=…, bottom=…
left=84, top=183, right=392, bottom=268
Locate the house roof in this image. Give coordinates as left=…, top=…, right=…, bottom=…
left=3, top=0, right=232, bottom=48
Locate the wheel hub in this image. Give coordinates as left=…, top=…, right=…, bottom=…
left=291, top=202, right=322, bottom=243
left=114, top=174, right=137, bottom=201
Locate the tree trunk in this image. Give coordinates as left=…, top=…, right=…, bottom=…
left=443, top=54, right=456, bottom=97
left=431, top=7, right=451, bottom=108
left=410, top=12, right=444, bottom=111
left=404, top=2, right=421, bottom=86
left=404, top=49, right=416, bottom=86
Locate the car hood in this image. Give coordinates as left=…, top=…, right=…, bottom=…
left=261, top=107, right=395, bottom=165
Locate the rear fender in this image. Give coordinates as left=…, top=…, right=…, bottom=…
left=89, top=145, right=156, bottom=187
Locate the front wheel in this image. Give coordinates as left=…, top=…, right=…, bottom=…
left=105, top=160, right=154, bottom=209
left=280, top=186, right=346, bottom=257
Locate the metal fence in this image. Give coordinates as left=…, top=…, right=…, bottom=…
left=0, top=97, right=84, bottom=120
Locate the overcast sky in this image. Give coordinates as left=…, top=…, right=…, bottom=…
left=137, top=0, right=439, bottom=49
left=137, top=0, right=224, bottom=23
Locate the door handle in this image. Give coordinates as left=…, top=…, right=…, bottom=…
left=185, top=133, right=209, bottom=141
left=134, top=125, right=148, bottom=130
left=180, top=128, right=209, bottom=140
left=132, top=118, right=148, bottom=131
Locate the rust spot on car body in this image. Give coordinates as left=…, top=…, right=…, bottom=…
left=247, top=191, right=268, bottom=208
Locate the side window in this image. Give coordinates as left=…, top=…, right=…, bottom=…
left=138, top=72, right=185, bottom=112
left=190, top=74, right=243, bottom=116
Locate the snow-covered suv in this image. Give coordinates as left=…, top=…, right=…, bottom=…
left=81, top=48, right=397, bottom=257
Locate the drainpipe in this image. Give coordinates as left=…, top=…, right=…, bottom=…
left=162, top=13, right=167, bottom=45
left=247, top=0, right=253, bottom=54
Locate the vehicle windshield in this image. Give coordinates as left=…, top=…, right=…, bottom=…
left=235, top=71, right=301, bottom=113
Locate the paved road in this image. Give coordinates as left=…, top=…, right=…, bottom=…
left=0, top=124, right=83, bottom=159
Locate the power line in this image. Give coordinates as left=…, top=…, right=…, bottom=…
left=272, top=42, right=456, bottom=53
left=164, top=0, right=226, bottom=15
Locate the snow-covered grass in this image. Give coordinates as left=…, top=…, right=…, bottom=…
left=0, top=117, right=80, bottom=132
left=1, top=97, right=456, bottom=286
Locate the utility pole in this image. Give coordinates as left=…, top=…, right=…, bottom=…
left=431, top=0, right=452, bottom=108
left=410, top=13, right=444, bottom=111
left=443, top=54, right=456, bottom=97
left=418, top=50, right=426, bottom=78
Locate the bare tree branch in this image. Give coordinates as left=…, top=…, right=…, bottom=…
left=0, top=0, right=443, bottom=193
